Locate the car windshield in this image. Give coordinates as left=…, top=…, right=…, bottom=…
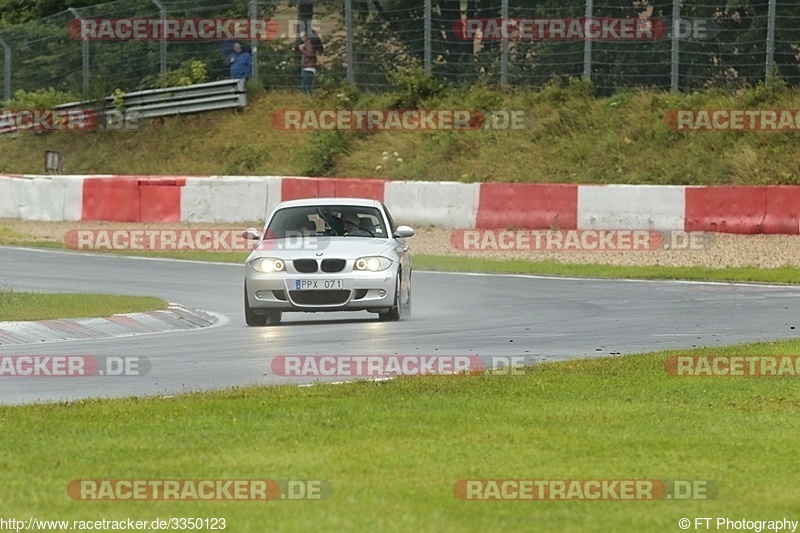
left=265, top=205, right=388, bottom=238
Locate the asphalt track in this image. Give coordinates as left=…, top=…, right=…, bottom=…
left=1, top=245, right=799, bottom=404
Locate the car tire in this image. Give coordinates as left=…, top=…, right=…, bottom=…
left=379, top=273, right=402, bottom=322
left=244, top=285, right=267, bottom=327
left=264, top=310, right=282, bottom=325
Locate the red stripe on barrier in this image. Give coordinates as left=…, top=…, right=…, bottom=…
left=281, top=177, right=385, bottom=202
left=82, top=177, right=140, bottom=221
left=763, top=186, right=800, bottom=234
left=138, top=177, right=187, bottom=187
left=138, top=178, right=183, bottom=222
left=81, top=176, right=184, bottom=221
left=685, top=186, right=774, bottom=234
left=477, top=183, right=578, bottom=229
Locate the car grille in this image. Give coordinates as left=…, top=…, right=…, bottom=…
left=321, top=259, right=346, bottom=273
left=293, top=259, right=318, bottom=273
left=289, top=290, right=351, bottom=306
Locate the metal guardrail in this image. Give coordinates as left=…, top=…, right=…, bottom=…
left=1, top=78, right=246, bottom=134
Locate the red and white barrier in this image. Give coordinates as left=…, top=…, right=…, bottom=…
left=1, top=174, right=799, bottom=234
left=578, top=184, right=685, bottom=231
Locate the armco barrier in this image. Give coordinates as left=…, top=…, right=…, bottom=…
left=685, top=186, right=800, bottom=234
left=181, top=176, right=282, bottom=223
left=477, top=183, right=578, bottom=229
left=138, top=178, right=185, bottom=222
left=0, top=174, right=84, bottom=220
left=578, top=184, right=685, bottom=231
left=763, top=187, right=800, bottom=234
left=384, top=181, right=479, bottom=229
left=686, top=186, right=764, bottom=234
left=281, top=177, right=385, bottom=202
left=3, top=174, right=800, bottom=234
left=82, top=177, right=186, bottom=222
left=82, top=177, right=140, bottom=221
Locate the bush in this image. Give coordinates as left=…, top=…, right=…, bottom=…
left=221, top=143, right=269, bottom=174
left=388, top=64, right=447, bottom=109
left=300, top=131, right=351, bottom=176
left=140, top=60, right=209, bottom=90
left=4, top=88, right=80, bottom=108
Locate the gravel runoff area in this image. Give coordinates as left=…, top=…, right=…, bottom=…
left=2, top=219, right=800, bottom=269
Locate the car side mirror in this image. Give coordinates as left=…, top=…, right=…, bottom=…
left=394, top=225, right=415, bottom=238
left=242, top=228, right=261, bottom=240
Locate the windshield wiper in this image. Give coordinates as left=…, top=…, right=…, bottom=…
left=316, top=208, right=345, bottom=236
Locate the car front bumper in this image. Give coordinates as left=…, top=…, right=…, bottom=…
left=245, top=269, right=397, bottom=313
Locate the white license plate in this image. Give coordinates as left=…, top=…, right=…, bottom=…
left=295, top=279, right=344, bottom=290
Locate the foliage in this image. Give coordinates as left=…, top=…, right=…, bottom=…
left=388, top=64, right=447, bottom=108
left=221, top=142, right=269, bottom=174
left=140, top=60, right=209, bottom=90
left=3, top=87, right=79, bottom=107
left=300, top=130, right=352, bottom=176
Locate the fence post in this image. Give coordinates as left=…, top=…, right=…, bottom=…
left=68, top=7, right=89, bottom=96
left=765, top=0, right=777, bottom=84
left=151, top=0, right=167, bottom=77
left=583, top=0, right=592, bottom=79
left=345, top=0, right=354, bottom=83
left=249, top=0, right=258, bottom=84
left=0, top=34, right=10, bottom=102
left=670, top=0, right=680, bottom=91
left=501, top=0, right=508, bottom=84
left=424, top=0, right=431, bottom=73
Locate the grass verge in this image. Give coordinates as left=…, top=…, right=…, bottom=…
left=0, top=289, right=168, bottom=321
left=6, top=237, right=800, bottom=284
left=2, top=81, right=800, bottom=184
left=1, top=340, right=799, bottom=530
left=412, top=254, right=800, bottom=284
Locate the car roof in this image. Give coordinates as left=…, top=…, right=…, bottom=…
left=274, top=197, right=383, bottom=209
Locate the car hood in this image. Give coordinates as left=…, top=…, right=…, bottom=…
left=246, top=236, right=398, bottom=261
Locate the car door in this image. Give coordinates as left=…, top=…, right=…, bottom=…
left=382, top=203, right=411, bottom=292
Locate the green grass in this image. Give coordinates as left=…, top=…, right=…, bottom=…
left=413, top=254, right=800, bottom=284
left=5, top=226, right=800, bottom=284
left=2, top=340, right=799, bottom=531
left=2, top=81, right=800, bottom=184
left=0, top=289, right=168, bottom=321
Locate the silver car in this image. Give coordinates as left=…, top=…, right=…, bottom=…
left=243, top=198, right=414, bottom=326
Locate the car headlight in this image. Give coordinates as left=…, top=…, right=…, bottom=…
left=250, top=257, right=285, bottom=273
left=354, top=256, right=392, bottom=271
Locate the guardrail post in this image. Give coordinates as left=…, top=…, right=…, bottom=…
left=0, top=34, right=10, bottom=102
left=345, top=0, right=354, bottom=84
left=424, top=0, right=431, bottom=74
left=151, top=0, right=167, bottom=76
left=765, top=0, right=777, bottom=85
left=501, top=0, right=508, bottom=85
left=583, top=0, right=592, bottom=79
left=671, top=0, right=680, bottom=91
left=249, top=0, right=258, bottom=84
left=68, top=7, right=89, bottom=96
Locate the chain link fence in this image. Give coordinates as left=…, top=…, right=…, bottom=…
left=1, top=0, right=798, bottom=102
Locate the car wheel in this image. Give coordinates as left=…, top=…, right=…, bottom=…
left=264, top=310, right=282, bottom=325
left=379, top=273, right=402, bottom=322
left=244, top=285, right=267, bottom=327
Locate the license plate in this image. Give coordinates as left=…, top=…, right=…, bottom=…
left=295, top=279, right=344, bottom=290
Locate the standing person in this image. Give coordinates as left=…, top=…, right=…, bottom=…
left=298, top=31, right=317, bottom=94
left=227, top=41, right=252, bottom=80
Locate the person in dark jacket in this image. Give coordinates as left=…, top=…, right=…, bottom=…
left=298, top=31, right=317, bottom=94
left=227, top=41, right=252, bottom=80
